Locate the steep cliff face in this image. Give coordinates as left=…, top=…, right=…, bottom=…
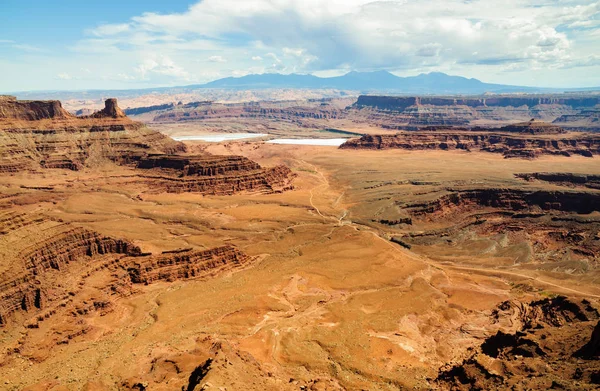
left=402, top=188, right=600, bottom=216
left=0, top=97, right=186, bottom=173
left=137, top=154, right=261, bottom=175
left=516, top=172, right=600, bottom=189
left=499, top=119, right=565, bottom=134
left=350, top=95, right=600, bottom=129
left=137, top=155, right=294, bottom=195
left=152, top=101, right=344, bottom=126
left=127, top=245, right=251, bottom=284
left=0, top=98, right=294, bottom=196
left=553, top=107, right=600, bottom=131
left=340, top=132, right=600, bottom=158
left=90, top=98, right=127, bottom=119
left=0, top=95, right=73, bottom=121
left=354, top=95, right=600, bottom=110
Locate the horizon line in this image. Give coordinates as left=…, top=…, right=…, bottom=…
left=3, top=70, right=600, bottom=95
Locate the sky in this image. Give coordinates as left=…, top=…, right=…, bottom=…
left=1, top=0, right=600, bottom=92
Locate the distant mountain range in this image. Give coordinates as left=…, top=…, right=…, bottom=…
left=197, top=71, right=536, bottom=94
left=10, top=71, right=600, bottom=101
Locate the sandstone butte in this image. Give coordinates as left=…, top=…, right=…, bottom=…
left=0, top=95, right=293, bottom=327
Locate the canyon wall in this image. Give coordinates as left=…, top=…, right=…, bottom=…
left=353, top=95, right=600, bottom=110
left=0, top=95, right=73, bottom=121
left=137, top=155, right=294, bottom=195
left=0, top=211, right=254, bottom=326
left=350, top=95, right=600, bottom=129
left=0, top=97, right=186, bottom=173
left=340, top=132, right=600, bottom=158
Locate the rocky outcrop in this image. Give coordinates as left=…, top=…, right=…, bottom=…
left=126, top=245, right=251, bottom=284
left=436, top=297, right=600, bottom=390
left=90, top=98, right=126, bottom=119
left=492, top=296, right=599, bottom=329
left=340, top=132, right=600, bottom=158
left=0, top=95, right=73, bottom=121
left=553, top=107, right=600, bottom=131
left=0, top=98, right=294, bottom=197
left=0, top=97, right=186, bottom=173
left=402, top=188, right=600, bottom=216
left=575, top=321, right=600, bottom=359
left=516, top=172, right=600, bottom=189
left=124, top=103, right=175, bottom=116
left=137, top=155, right=294, bottom=195
left=498, top=119, right=565, bottom=134
left=137, top=154, right=261, bottom=175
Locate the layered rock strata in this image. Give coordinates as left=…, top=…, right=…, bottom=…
left=136, top=154, right=294, bottom=195
left=340, top=132, right=600, bottom=158
left=126, top=245, right=251, bottom=284
left=401, top=188, right=600, bottom=216
left=350, top=95, right=600, bottom=129
left=152, top=100, right=344, bottom=127
left=0, top=212, right=141, bottom=325
left=0, top=211, right=254, bottom=326
left=516, top=172, right=600, bottom=189
left=0, top=97, right=185, bottom=173
left=0, top=95, right=73, bottom=121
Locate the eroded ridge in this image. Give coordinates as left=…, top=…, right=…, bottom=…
left=0, top=210, right=255, bottom=327
left=127, top=245, right=251, bottom=284
left=402, top=188, right=600, bottom=216
left=0, top=211, right=141, bottom=326
left=516, top=172, right=600, bottom=190
left=137, top=154, right=295, bottom=195
left=340, top=132, right=600, bottom=158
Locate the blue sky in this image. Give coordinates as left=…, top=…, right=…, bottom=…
left=1, top=1, right=191, bottom=48
left=1, top=0, right=600, bottom=92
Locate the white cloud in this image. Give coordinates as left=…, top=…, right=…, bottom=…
left=416, top=43, right=443, bottom=57
left=3, top=0, right=600, bottom=90
left=77, top=0, right=599, bottom=77
left=90, top=23, right=130, bottom=37
left=56, top=73, right=72, bottom=80
left=133, top=55, right=193, bottom=81
left=208, top=55, right=227, bottom=63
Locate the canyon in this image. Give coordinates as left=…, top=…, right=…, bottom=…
left=119, top=93, right=600, bottom=136
left=0, top=95, right=599, bottom=390
left=349, top=95, right=600, bottom=131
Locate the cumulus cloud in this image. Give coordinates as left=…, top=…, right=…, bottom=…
left=9, top=0, right=599, bottom=89
left=82, top=1, right=598, bottom=72
left=132, top=55, right=193, bottom=81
